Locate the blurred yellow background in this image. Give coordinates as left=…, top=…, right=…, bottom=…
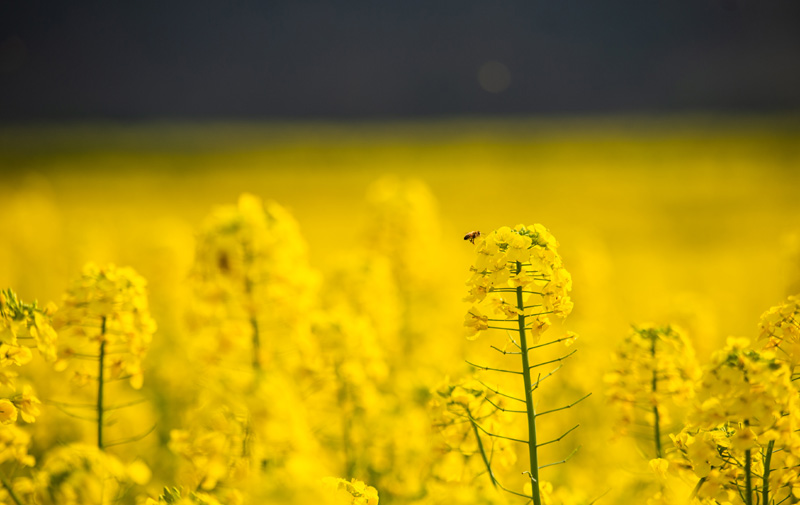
left=1, top=118, right=799, bottom=504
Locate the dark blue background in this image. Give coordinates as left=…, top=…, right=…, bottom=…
left=2, top=0, right=799, bottom=120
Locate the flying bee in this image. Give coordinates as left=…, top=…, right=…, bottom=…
left=464, top=230, right=481, bottom=244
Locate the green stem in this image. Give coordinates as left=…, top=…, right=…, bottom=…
left=763, top=439, right=775, bottom=505
left=0, top=472, right=24, bottom=505
left=650, top=336, right=662, bottom=459
left=689, top=477, right=706, bottom=500
left=745, top=448, right=753, bottom=505
left=97, top=316, right=106, bottom=450
left=337, top=364, right=355, bottom=478
left=516, top=261, right=542, bottom=505
left=470, top=415, right=498, bottom=488
left=250, top=317, right=261, bottom=371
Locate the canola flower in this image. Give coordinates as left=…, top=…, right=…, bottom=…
left=179, top=194, right=330, bottom=503
left=56, top=263, right=156, bottom=393
left=7, top=183, right=800, bottom=505
left=673, top=337, right=800, bottom=505
left=189, top=193, right=317, bottom=372
left=605, top=324, right=699, bottom=457
left=0, top=289, right=57, bottom=363
left=605, top=324, right=700, bottom=504
left=168, top=405, right=248, bottom=503
left=144, top=487, right=225, bottom=505
left=758, top=294, right=800, bottom=366
left=28, top=444, right=150, bottom=505
left=362, top=177, right=448, bottom=367
left=314, top=253, right=423, bottom=496
left=56, top=264, right=156, bottom=443
left=364, top=177, right=442, bottom=294
left=323, top=477, right=379, bottom=505
left=429, top=377, right=516, bottom=486
left=463, top=225, right=585, bottom=505
left=0, top=289, right=56, bottom=505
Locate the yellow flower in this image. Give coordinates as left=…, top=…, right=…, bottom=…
left=323, top=477, right=379, bottom=505
left=0, top=289, right=58, bottom=361
left=649, top=458, right=669, bottom=478
left=463, top=308, right=489, bottom=339
left=606, top=324, right=699, bottom=442
left=464, top=224, right=573, bottom=341
left=0, top=344, right=32, bottom=367
left=0, top=400, right=18, bottom=424
left=57, top=263, right=156, bottom=389
left=14, top=385, right=41, bottom=423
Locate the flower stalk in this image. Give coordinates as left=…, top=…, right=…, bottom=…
left=0, top=473, right=24, bottom=505
left=97, top=317, right=106, bottom=450
left=463, top=225, right=580, bottom=504
left=516, top=261, right=541, bottom=505
left=650, top=335, right=662, bottom=459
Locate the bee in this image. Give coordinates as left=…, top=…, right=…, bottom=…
left=464, top=230, right=481, bottom=244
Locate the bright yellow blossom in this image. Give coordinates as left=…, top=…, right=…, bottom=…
left=464, top=224, right=572, bottom=342
left=57, top=263, right=156, bottom=389
left=323, top=477, right=379, bottom=505
left=0, top=399, right=18, bottom=424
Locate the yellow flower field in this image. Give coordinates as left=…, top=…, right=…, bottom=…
left=0, top=118, right=799, bottom=504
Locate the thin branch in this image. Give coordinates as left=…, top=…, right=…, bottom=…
left=476, top=379, right=526, bottom=404
left=53, top=403, right=97, bottom=421
left=496, top=480, right=535, bottom=500
left=468, top=415, right=529, bottom=445
left=507, top=334, right=522, bottom=350
left=690, top=476, right=706, bottom=500
left=490, top=289, right=543, bottom=295
left=528, top=349, right=577, bottom=370
left=469, top=417, right=498, bottom=488
left=535, top=424, right=579, bottom=448
left=528, top=336, right=576, bottom=351
left=103, top=423, right=157, bottom=448
left=536, top=393, right=592, bottom=417
left=529, top=365, right=563, bottom=394
left=539, top=445, right=581, bottom=470
left=588, top=489, right=611, bottom=505
left=104, top=398, right=148, bottom=411
left=491, top=345, right=521, bottom=355
left=485, top=396, right=527, bottom=414
left=46, top=399, right=98, bottom=410
left=466, top=360, right=522, bottom=375
left=0, top=473, right=24, bottom=505
left=531, top=373, right=542, bottom=393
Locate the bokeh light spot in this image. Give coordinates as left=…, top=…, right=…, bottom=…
left=477, top=60, right=511, bottom=93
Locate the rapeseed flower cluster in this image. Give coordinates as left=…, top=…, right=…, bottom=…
left=461, top=225, right=583, bottom=505
left=605, top=325, right=699, bottom=449
left=758, top=295, right=800, bottom=364
left=673, top=338, right=800, bottom=504
left=6, top=175, right=800, bottom=505
left=429, top=377, right=516, bottom=485
left=56, top=263, right=156, bottom=390
left=189, top=193, right=317, bottom=370
left=464, top=224, right=573, bottom=340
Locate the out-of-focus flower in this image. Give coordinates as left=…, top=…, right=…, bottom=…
left=56, top=263, right=156, bottom=389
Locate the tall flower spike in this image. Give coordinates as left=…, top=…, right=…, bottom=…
left=605, top=324, right=700, bottom=456
left=190, top=193, right=317, bottom=370
left=465, top=224, right=572, bottom=341
left=674, top=338, right=800, bottom=505
left=0, top=288, right=58, bottom=362
left=56, top=263, right=156, bottom=449
left=429, top=377, right=516, bottom=486
left=463, top=225, right=585, bottom=505
left=758, top=294, right=800, bottom=365
left=364, top=177, right=442, bottom=292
